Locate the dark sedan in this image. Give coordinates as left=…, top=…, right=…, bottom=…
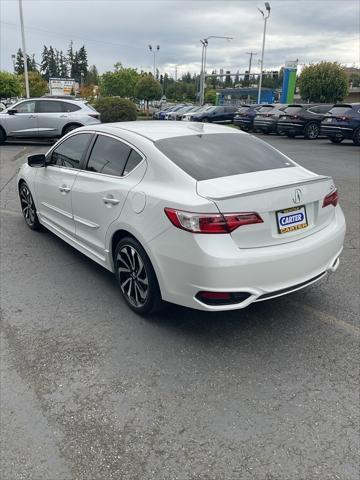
left=277, top=104, right=332, bottom=139
left=191, top=105, right=238, bottom=123
left=321, top=104, right=360, bottom=145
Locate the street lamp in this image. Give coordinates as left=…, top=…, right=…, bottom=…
left=18, top=0, right=29, bottom=98
left=199, top=35, right=233, bottom=106
left=148, top=44, right=160, bottom=78
left=257, top=2, right=271, bottom=104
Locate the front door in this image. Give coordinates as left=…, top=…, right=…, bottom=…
left=34, top=132, right=93, bottom=235
left=36, top=99, right=66, bottom=137
left=71, top=134, right=146, bottom=256
left=5, top=100, right=38, bottom=137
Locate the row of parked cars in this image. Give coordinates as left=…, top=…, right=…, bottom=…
left=154, top=102, right=360, bottom=145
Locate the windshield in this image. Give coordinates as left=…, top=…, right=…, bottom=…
left=155, top=133, right=294, bottom=181
left=328, top=106, right=352, bottom=116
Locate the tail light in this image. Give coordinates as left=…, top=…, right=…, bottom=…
left=340, top=116, right=351, bottom=121
left=196, top=291, right=251, bottom=305
left=164, top=208, right=263, bottom=234
left=322, top=189, right=338, bottom=208
left=88, top=113, right=100, bottom=119
left=266, top=113, right=274, bottom=117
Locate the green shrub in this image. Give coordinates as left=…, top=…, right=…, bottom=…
left=94, top=97, right=137, bottom=122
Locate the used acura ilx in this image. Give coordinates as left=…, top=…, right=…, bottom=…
left=18, top=122, right=345, bottom=314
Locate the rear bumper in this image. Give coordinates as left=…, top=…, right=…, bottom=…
left=320, top=125, right=354, bottom=139
left=253, top=120, right=277, bottom=132
left=147, top=207, right=346, bottom=311
left=277, top=122, right=304, bottom=135
left=233, top=118, right=253, bottom=129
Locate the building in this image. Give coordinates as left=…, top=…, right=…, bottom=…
left=216, top=87, right=275, bottom=106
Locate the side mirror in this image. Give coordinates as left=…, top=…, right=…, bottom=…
left=28, top=154, right=46, bottom=168
left=7, top=109, right=17, bottom=115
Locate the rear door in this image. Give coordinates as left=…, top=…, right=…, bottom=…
left=4, top=100, right=38, bottom=137
left=35, top=132, right=93, bottom=235
left=36, top=100, right=67, bottom=137
left=71, top=134, right=146, bottom=256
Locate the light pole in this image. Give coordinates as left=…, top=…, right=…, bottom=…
left=18, top=0, right=29, bottom=98
left=148, top=44, right=160, bottom=78
left=199, top=35, right=233, bottom=106
left=257, top=2, right=271, bottom=104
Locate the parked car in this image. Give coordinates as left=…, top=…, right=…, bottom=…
left=159, top=104, right=185, bottom=120
left=321, top=103, right=360, bottom=145
left=253, top=104, right=288, bottom=134
left=182, top=105, right=211, bottom=121
left=191, top=105, right=238, bottom=123
left=18, top=122, right=345, bottom=315
left=152, top=105, right=174, bottom=120
left=165, top=105, right=194, bottom=120
left=277, top=104, right=332, bottom=139
left=233, top=104, right=263, bottom=131
left=0, top=97, right=100, bottom=144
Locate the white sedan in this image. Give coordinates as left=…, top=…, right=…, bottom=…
left=18, top=122, right=346, bottom=314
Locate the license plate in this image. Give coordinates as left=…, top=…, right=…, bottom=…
left=276, top=206, right=308, bottom=234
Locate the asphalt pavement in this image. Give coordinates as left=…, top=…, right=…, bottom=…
left=1, top=133, right=359, bottom=480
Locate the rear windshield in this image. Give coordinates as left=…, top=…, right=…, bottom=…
left=283, top=106, right=303, bottom=115
left=236, top=107, right=250, bottom=114
left=328, top=106, right=352, bottom=116
left=155, top=133, right=294, bottom=181
left=258, top=106, right=274, bottom=113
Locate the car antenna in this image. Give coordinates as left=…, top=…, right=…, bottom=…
left=187, top=122, right=204, bottom=133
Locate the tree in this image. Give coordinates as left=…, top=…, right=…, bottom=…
left=78, top=45, right=88, bottom=80
left=20, top=71, right=48, bottom=97
left=86, top=65, right=99, bottom=85
left=94, top=97, right=137, bottom=122
left=0, top=71, right=22, bottom=98
left=299, top=62, right=348, bottom=103
left=349, top=73, right=360, bottom=87
left=48, top=46, right=58, bottom=77
left=100, top=64, right=140, bottom=98
left=15, top=48, right=36, bottom=74
left=41, top=45, right=50, bottom=80
left=204, top=88, right=216, bottom=104
left=134, top=74, right=162, bottom=108
left=59, top=51, right=68, bottom=77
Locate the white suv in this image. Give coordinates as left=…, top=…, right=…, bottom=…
left=0, top=97, right=100, bottom=144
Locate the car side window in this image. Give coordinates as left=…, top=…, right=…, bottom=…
left=51, top=133, right=91, bottom=169
left=15, top=101, right=36, bottom=113
left=37, top=100, right=63, bottom=113
left=86, top=135, right=131, bottom=176
left=123, top=149, right=143, bottom=176
left=62, top=102, right=81, bottom=112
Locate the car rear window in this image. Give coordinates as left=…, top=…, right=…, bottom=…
left=236, top=107, right=250, bottom=114
left=328, top=106, right=353, bottom=116
left=283, top=106, right=303, bottom=115
left=155, top=133, right=294, bottom=181
left=62, top=102, right=81, bottom=112
left=258, top=106, right=274, bottom=113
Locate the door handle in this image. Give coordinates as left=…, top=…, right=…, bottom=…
left=103, top=196, right=119, bottom=205
left=59, top=115, right=68, bottom=118
left=59, top=185, right=71, bottom=193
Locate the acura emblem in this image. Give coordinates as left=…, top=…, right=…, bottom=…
left=292, top=188, right=302, bottom=204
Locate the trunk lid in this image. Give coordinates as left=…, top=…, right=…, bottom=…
left=197, top=167, right=336, bottom=248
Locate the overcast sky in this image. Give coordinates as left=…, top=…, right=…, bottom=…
left=1, top=0, right=359, bottom=77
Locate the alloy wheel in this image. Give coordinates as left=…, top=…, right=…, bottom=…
left=20, top=184, right=36, bottom=227
left=117, top=245, right=149, bottom=308
left=306, top=123, right=319, bottom=139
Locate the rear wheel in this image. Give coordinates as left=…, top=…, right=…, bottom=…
left=19, top=182, right=41, bottom=230
left=114, top=236, right=163, bottom=315
left=202, top=117, right=210, bottom=123
left=304, top=122, right=320, bottom=139
left=329, top=136, right=344, bottom=144
left=352, top=128, right=360, bottom=146
left=0, top=127, right=6, bottom=145
left=62, top=123, right=81, bottom=136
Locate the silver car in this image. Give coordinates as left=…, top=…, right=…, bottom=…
left=0, top=97, right=100, bottom=144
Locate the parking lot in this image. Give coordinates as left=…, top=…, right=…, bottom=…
left=1, top=135, right=359, bottom=479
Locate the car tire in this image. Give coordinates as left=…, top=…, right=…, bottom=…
left=202, top=118, right=210, bottom=123
left=329, top=136, right=344, bottom=144
left=0, top=127, right=6, bottom=145
left=62, top=124, right=82, bottom=136
left=19, top=182, right=41, bottom=230
left=114, top=236, right=163, bottom=315
left=304, top=122, right=320, bottom=140
left=352, top=128, right=360, bottom=146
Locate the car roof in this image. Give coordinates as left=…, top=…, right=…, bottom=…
left=79, top=121, right=247, bottom=141
left=19, top=97, right=86, bottom=105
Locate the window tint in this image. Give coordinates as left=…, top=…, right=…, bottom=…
left=155, top=133, right=294, bottom=181
left=62, top=102, right=81, bottom=112
left=123, top=149, right=143, bottom=176
left=284, top=106, right=303, bottom=115
left=329, top=106, right=352, bottom=116
left=51, top=133, right=91, bottom=168
left=37, top=100, right=63, bottom=113
left=317, top=105, right=332, bottom=113
left=16, top=101, right=36, bottom=113
left=86, top=135, right=131, bottom=176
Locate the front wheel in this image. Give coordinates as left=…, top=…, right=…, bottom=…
left=353, top=128, right=360, bottom=146
left=304, top=122, right=320, bottom=139
left=114, top=236, right=163, bottom=315
left=19, top=182, right=41, bottom=230
left=0, top=128, right=6, bottom=145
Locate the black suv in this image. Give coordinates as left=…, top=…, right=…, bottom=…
left=233, top=104, right=262, bottom=131
left=191, top=105, right=238, bottom=123
left=277, top=104, right=332, bottom=139
left=321, top=103, right=360, bottom=145
left=253, top=104, right=288, bottom=134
